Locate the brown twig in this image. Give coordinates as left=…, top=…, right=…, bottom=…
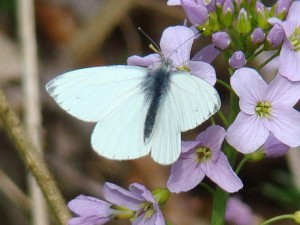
left=0, top=90, right=71, bottom=225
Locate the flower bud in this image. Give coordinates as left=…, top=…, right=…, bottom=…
left=152, top=188, right=170, bottom=206
left=216, top=0, right=225, bottom=8
left=229, top=51, right=246, bottom=69
left=212, top=32, right=231, bottom=50
left=251, top=28, right=265, bottom=45
left=266, top=24, right=285, bottom=48
left=294, top=210, right=300, bottom=223
left=275, top=0, right=291, bottom=20
left=246, top=149, right=265, bottom=162
left=181, top=0, right=209, bottom=26
left=255, top=2, right=270, bottom=29
left=204, top=0, right=216, bottom=12
left=222, top=0, right=234, bottom=27
left=236, top=8, right=251, bottom=34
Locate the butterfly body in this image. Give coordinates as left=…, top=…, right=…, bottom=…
left=142, top=61, right=172, bottom=143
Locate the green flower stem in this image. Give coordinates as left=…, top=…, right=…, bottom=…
left=257, top=50, right=280, bottom=71
left=217, top=79, right=232, bottom=91
left=259, top=214, right=295, bottom=225
left=200, top=182, right=215, bottom=195
left=217, top=110, right=229, bottom=128
left=235, top=157, right=248, bottom=174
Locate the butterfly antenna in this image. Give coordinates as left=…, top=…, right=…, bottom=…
left=138, top=27, right=161, bottom=53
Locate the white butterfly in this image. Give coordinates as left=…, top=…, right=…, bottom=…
left=46, top=26, right=221, bottom=165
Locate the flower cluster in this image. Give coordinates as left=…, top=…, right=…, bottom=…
left=67, top=0, right=300, bottom=224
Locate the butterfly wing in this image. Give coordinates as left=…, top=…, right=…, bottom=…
left=46, top=65, right=151, bottom=159
left=150, top=72, right=221, bottom=165
left=46, top=66, right=146, bottom=122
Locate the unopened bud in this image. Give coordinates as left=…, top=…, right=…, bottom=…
left=275, top=0, right=291, bottom=20
left=255, top=2, right=270, bottom=29
left=152, top=188, right=170, bottom=206
left=236, top=8, right=251, bottom=34
left=229, top=51, right=246, bottom=69
left=212, top=32, right=231, bottom=50
left=222, top=0, right=234, bottom=27
left=251, top=28, right=265, bottom=45
left=181, top=0, right=209, bottom=26
left=266, top=24, right=285, bottom=48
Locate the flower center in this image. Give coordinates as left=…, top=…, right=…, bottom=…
left=196, top=146, right=212, bottom=163
left=134, top=202, right=155, bottom=220
left=255, top=101, right=272, bottom=117
left=176, top=65, right=190, bottom=72
left=289, top=26, right=300, bottom=51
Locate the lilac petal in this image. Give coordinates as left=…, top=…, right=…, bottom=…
left=266, top=74, right=300, bottom=107
left=196, top=125, right=226, bottom=161
left=264, top=133, right=289, bottom=157
left=103, top=182, right=142, bottom=210
left=128, top=183, right=155, bottom=203
left=167, top=0, right=181, bottom=5
left=201, top=153, right=243, bottom=192
left=192, top=44, right=220, bottom=63
left=225, top=197, right=255, bottom=225
left=181, top=140, right=200, bottom=153
left=265, top=106, right=300, bottom=147
left=279, top=43, right=300, bottom=81
left=68, top=195, right=112, bottom=217
left=68, top=216, right=110, bottom=225
left=226, top=112, right=269, bottom=154
left=231, top=68, right=267, bottom=114
left=160, top=26, right=194, bottom=66
left=286, top=1, right=300, bottom=22
left=133, top=207, right=165, bottom=225
left=189, top=61, right=216, bottom=86
left=181, top=0, right=209, bottom=26
left=127, top=54, right=160, bottom=67
left=167, top=156, right=205, bottom=193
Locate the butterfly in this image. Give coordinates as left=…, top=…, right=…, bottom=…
left=46, top=26, right=221, bottom=165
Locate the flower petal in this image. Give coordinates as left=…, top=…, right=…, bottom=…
left=264, top=133, right=289, bottom=157
left=192, top=44, right=220, bottom=63
left=279, top=43, right=300, bottom=81
left=226, top=112, right=269, bottom=154
left=68, top=195, right=112, bottom=217
left=181, top=141, right=200, bottom=153
left=167, top=0, right=180, bottom=6
left=160, top=26, right=194, bottom=66
left=127, top=54, right=160, bottom=67
left=128, top=183, right=155, bottom=203
left=103, top=182, right=142, bottom=210
left=231, top=68, right=267, bottom=114
left=68, top=216, right=110, bottom=225
left=196, top=125, right=226, bottom=161
left=167, top=156, right=205, bottom=193
left=265, top=106, right=300, bottom=147
left=189, top=60, right=217, bottom=86
left=266, top=74, right=300, bottom=106
left=201, top=153, right=243, bottom=192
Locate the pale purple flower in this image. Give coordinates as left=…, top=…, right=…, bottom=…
left=212, top=32, right=231, bottom=50
left=269, top=1, right=300, bottom=81
left=266, top=24, right=285, bottom=48
left=68, top=195, right=113, bottom=225
left=251, top=28, right=265, bottom=45
left=263, top=133, right=289, bottom=157
left=104, top=182, right=165, bottom=225
left=167, top=125, right=243, bottom=193
left=68, top=182, right=166, bottom=225
left=226, top=68, right=300, bottom=154
left=222, top=0, right=234, bottom=15
left=229, top=51, right=246, bottom=69
left=128, top=26, right=217, bottom=86
left=225, top=197, right=255, bottom=225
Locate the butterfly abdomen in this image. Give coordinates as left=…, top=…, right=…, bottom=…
left=142, top=63, right=171, bottom=143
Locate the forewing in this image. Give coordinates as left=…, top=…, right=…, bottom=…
left=169, top=72, right=221, bottom=131
left=91, top=91, right=151, bottom=160
left=46, top=66, right=146, bottom=122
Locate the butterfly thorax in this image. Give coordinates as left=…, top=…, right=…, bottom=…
left=142, top=61, right=172, bottom=143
